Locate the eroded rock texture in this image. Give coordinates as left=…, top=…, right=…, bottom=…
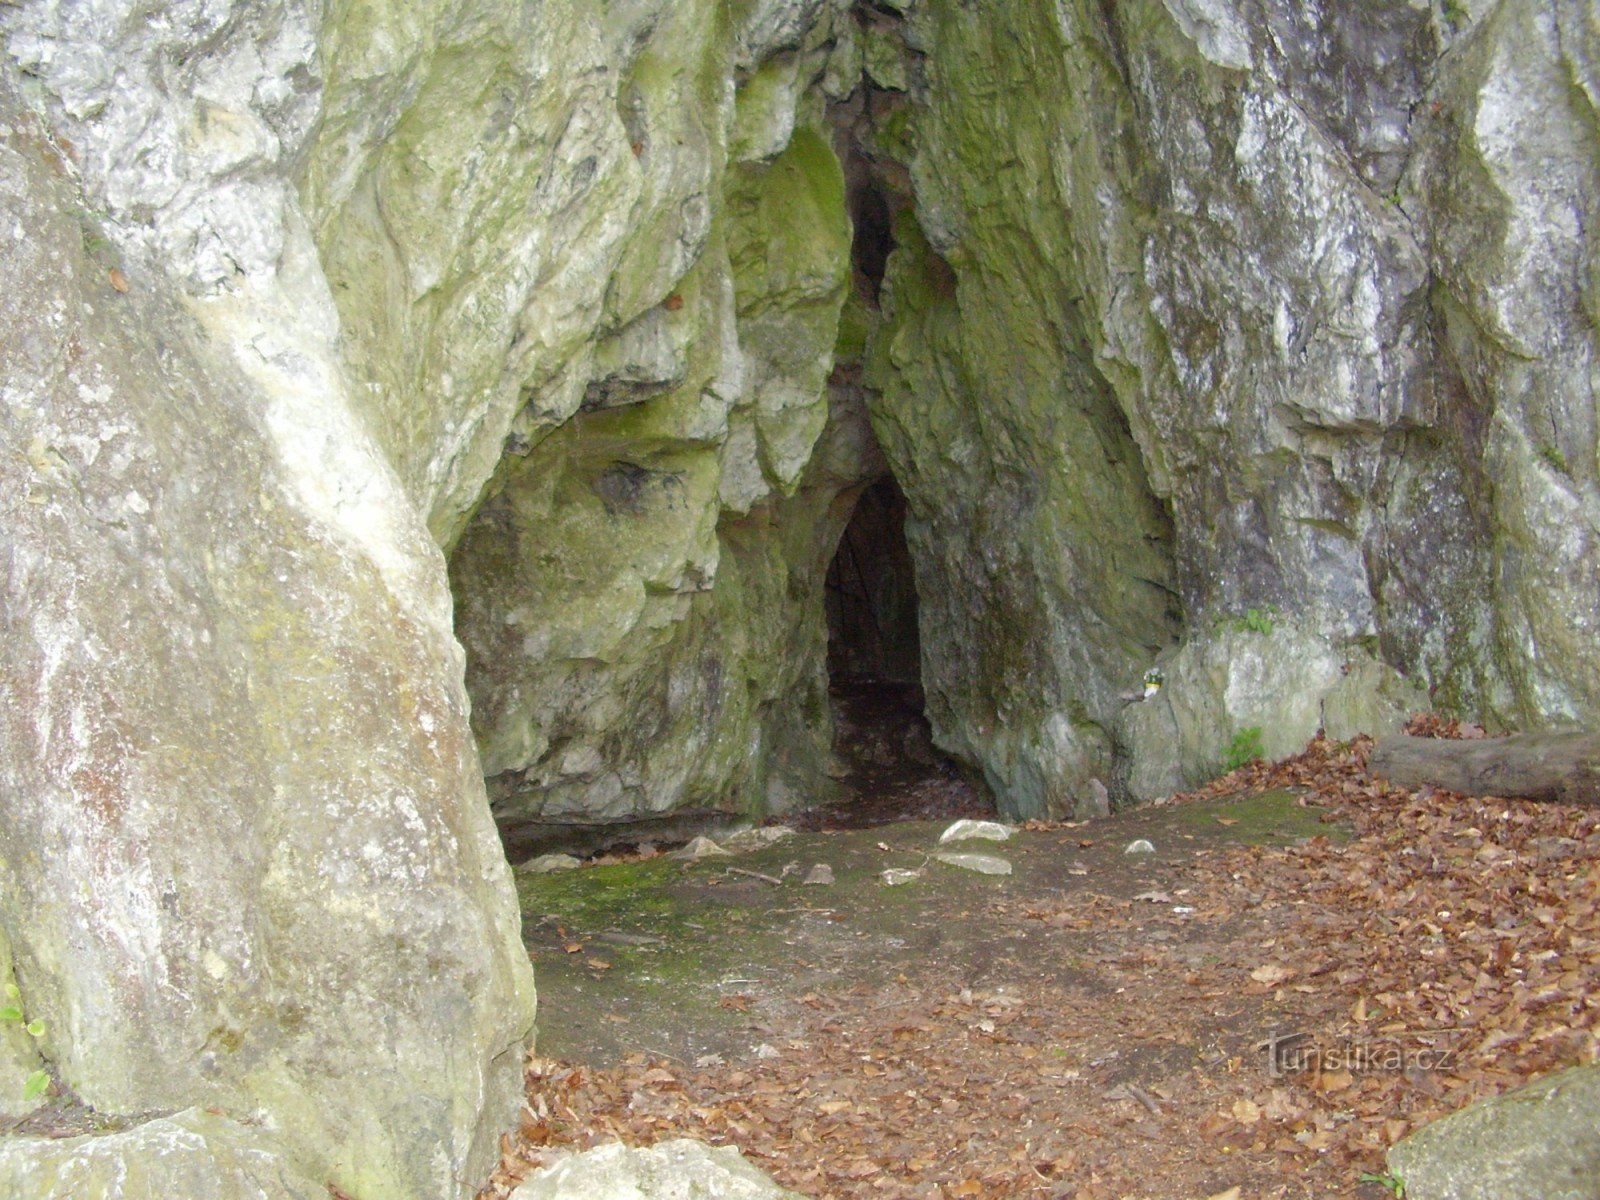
left=863, top=0, right=1598, bottom=806
left=0, top=0, right=1597, bottom=1194
left=0, top=18, right=533, bottom=1200
left=445, top=0, right=1599, bottom=827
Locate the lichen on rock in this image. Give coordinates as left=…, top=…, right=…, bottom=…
left=1, top=0, right=1598, bottom=1193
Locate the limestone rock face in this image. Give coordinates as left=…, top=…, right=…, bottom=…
left=1399, top=0, right=1600, bottom=728
left=863, top=0, right=1600, bottom=805
left=444, top=5, right=868, bottom=828
left=0, top=59, right=532, bottom=1200
left=1, top=0, right=1598, bottom=1189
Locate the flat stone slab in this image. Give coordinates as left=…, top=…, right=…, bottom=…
left=511, top=1139, right=807, bottom=1199
left=930, top=852, right=1012, bottom=875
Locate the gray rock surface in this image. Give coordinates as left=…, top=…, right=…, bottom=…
left=1387, top=1066, right=1600, bottom=1200
left=510, top=1139, right=808, bottom=1200
left=860, top=0, right=1599, bottom=808
left=0, top=1109, right=325, bottom=1200
left=0, top=61, right=532, bottom=1200
left=0, top=0, right=1597, bottom=1191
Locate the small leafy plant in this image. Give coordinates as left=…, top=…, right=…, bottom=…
left=1358, top=1170, right=1406, bottom=1198
left=1231, top=606, right=1277, bottom=635
left=1, top=983, right=51, bottom=1101
left=1223, top=726, right=1265, bottom=772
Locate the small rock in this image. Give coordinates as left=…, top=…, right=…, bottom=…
left=521, top=853, right=581, bottom=873
left=510, top=1138, right=805, bottom=1199
left=1079, top=778, right=1111, bottom=819
left=724, top=825, right=795, bottom=850
left=754, top=1043, right=781, bottom=1059
left=880, top=868, right=923, bottom=886
left=1124, top=839, right=1156, bottom=855
left=937, top=819, right=1015, bottom=844
left=802, top=863, right=834, bottom=886
left=671, top=836, right=732, bottom=860
left=931, top=852, right=1012, bottom=875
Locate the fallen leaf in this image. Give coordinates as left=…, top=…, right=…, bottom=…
left=108, top=267, right=131, bottom=293
left=1250, top=963, right=1295, bottom=986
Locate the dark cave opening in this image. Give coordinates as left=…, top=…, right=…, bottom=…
left=825, top=474, right=921, bottom=687
left=804, top=473, right=990, bottom=829
left=848, top=178, right=895, bottom=304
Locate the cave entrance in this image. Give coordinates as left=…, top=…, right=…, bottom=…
left=809, top=473, right=989, bottom=828
left=826, top=474, right=921, bottom=688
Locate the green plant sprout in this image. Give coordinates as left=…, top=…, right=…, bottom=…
left=1231, top=606, right=1277, bottom=635
left=1223, top=726, right=1265, bottom=772
left=1358, top=1170, right=1406, bottom=1197
left=2, top=983, right=50, bottom=1101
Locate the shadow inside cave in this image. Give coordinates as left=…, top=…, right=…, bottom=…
left=805, top=474, right=994, bottom=831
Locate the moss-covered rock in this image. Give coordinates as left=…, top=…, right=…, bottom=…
left=0, top=71, right=532, bottom=1200
left=450, top=84, right=854, bottom=830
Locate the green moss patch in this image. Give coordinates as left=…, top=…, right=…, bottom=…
left=1171, top=788, right=1348, bottom=846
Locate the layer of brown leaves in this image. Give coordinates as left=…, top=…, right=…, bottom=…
left=480, top=734, right=1599, bottom=1200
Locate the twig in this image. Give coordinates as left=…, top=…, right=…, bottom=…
left=1127, top=1085, right=1163, bottom=1116
left=726, top=867, right=786, bottom=886
left=594, top=931, right=664, bottom=946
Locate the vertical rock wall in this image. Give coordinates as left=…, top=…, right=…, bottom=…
left=1401, top=0, right=1600, bottom=729
left=0, top=63, right=532, bottom=1200
left=1, top=0, right=1596, bottom=1192
left=0, top=2, right=543, bottom=1196
left=859, top=0, right=1599, bottom=807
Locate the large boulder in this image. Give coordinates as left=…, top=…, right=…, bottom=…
left=0, top=1110, right=325, bottom=1200
left=1387, top=1066, right=1600, bottom=1200
left=0, top=56, right=533, bottom=1200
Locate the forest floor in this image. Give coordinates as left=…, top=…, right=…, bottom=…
left=481, top=696, right=1600, bottom=1200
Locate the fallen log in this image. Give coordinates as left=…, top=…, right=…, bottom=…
left=1367, top=731, right=1600, bottom=806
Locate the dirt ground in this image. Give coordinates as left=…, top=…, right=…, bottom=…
left=482, top=698, right=1600, bottom=1200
